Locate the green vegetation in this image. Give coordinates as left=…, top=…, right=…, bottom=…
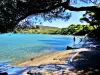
left=14, top=25, right=61, bottom=34
left=0, top=0, right=100, bottom=33
left=0, top=0, right=99, bottom=39
left=80, top=11, right=100, bottom=40
left=14, top=24, right=94, bottom=35
left=60, top=24, right=94, bottom=35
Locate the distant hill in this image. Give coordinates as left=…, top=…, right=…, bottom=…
left=15, top=25, right=61, bottom=34
left=39, top=25, right=60, bottom=30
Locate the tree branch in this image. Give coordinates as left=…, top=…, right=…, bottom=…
left=66, top=6, right=100, bottom=11
left=17, top=2, right=66, bottom=21
left=66, top=0, right=70, bottom=6
left=17, top=0, right=71, bottom=21
left=17, top=0, right=100, bottom=22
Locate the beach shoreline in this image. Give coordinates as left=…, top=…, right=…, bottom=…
left=18, top=50, right=69, bottom=66
left=18, top=48, right=89, bottom=67
left=18, top=36, right=87, bottom=67
left=20, top=47, right=100, bottom=75
left=19, top=48, right=92, bottom=75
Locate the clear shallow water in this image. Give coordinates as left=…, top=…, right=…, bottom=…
left=0, top=33, right=80, bottom=63
left=0, top=33, right=81, bottom=75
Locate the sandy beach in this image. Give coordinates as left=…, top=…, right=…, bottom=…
left=19, top=48, right=89, bottom=66
left=19, top=48, right=95, bottom=75
left=19, top=48, right=100, bottom=75
left=19, top=51, right=69, bottom=66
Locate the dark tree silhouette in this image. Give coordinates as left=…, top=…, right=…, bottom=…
left=80, top=11, right=100, bottom=29
left=0, top=0, right=100, bottom=33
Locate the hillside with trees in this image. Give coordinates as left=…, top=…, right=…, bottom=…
left=14, top=24, right=94, bottom=35
left=60, top=24, right=94, bottom=35
left=14, top=25, right=60, bottom=34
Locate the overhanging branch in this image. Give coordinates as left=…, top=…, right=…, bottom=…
left=17, top=2, right=66, bottom=21
left=66, top=6, right=100, bottom=11
left=18, top=0, right=100, bottom=22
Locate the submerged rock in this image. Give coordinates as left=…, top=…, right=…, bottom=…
left=66, top=46, right=79, bottom=50
left=66, top=46, right=73, bottom=50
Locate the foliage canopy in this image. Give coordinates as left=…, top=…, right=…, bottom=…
left=0, top=0, right=100, bottom=33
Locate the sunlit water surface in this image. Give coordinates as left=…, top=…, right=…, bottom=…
left=0, top=33, right=80, bottom=62
left=0, top=33, right=81, bottom=74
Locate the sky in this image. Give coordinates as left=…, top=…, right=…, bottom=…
left=42, top=11, right=86, bottom=28
left=22, top=1, right=93, bottom=28
left=41, top=2, right=93, bottom=28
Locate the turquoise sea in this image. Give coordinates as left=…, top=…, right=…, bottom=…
left=0, top=33, right=80, bottom=63
left=0, top=33, right=81, bottom=75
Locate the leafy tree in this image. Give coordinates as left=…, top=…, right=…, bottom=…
left=60, top=24, right=94, bottom=35
left=80, top=11, right=100, bottom=29
left=0, top=0, right=100, bottom=33
left=35, top=25, right=40, bottom=29
left=60, top=28, right=68, bottom=34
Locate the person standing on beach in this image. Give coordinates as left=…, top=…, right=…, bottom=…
left=73, top=36, right=75, bottom=45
